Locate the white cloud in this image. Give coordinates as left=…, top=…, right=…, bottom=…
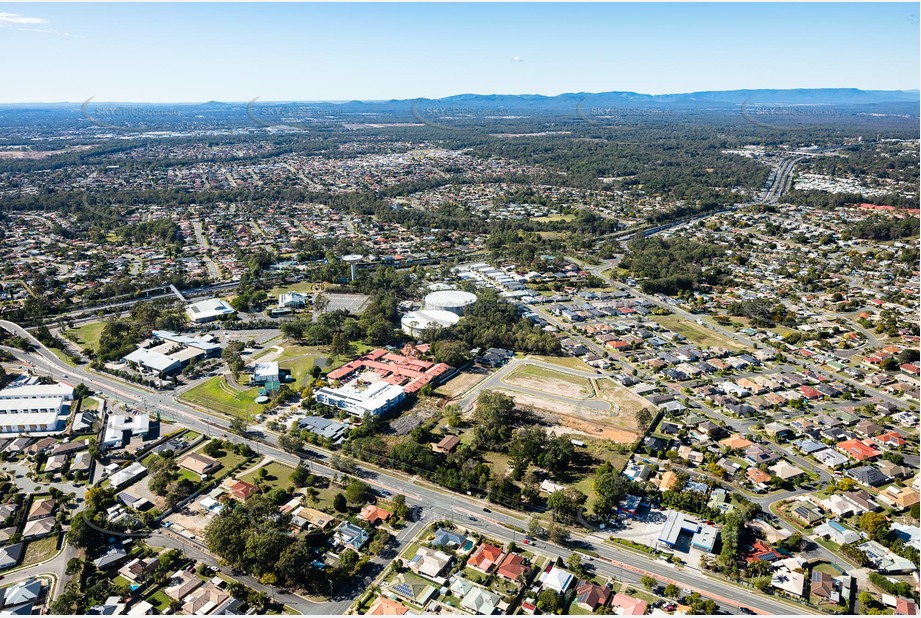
left=510, top=56, right=524, bottom=63
left=0, top=12, right=48, bottom=25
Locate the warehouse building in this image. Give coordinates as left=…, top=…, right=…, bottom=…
left=123, top=330, right=221, bottom=377
left=186, top=298, right=236, bottom=323
left=0, top=378, right=73, bottom=434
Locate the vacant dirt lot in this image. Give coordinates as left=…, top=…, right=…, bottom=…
left=436, top=368, right=490, bottom=399
left=596, top=378, right=650, bottom=432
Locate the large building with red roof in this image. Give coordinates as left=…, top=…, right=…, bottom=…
left=316, top=349, right=456, bottom=417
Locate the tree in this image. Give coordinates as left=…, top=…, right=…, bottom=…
left=230, top=417, right=248, bottom=435
left=537, top=589, right=561, bottom=614
left=431, top=339, right=469, bottom=367
left=333, top=493, right=347, bottom=512
left=547, top=488, right=586, bottom=522
left=547, top=521, right=570, bottom=544
left=391, top=494, right=410, bottom=520
left=641, top=575, right=656, bottom=591
left=567, top=553, right=583, bottom=576
left=203, top=439, right=224, bottom=457
left=291, top=462, right=310, bottom=487
left=859, top=512, right=890, bottom=540
left=528, top=517, right=546, bottom=539
left=278, top=433, right=304, bottom=453
left=664, top=584, right=680, bottom=598
left=471, top=391, right=516, bottom=450
left=345, top=479, right=370, bottom=505
left=637, top=407, right=653, bottom=430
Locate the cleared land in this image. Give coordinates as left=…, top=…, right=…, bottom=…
left=434, top=368, right=489, bottom=399
left=596, top=378, right=650, bottom=431
left=64, top=321, right=106, bottom=352
left=505, top=364, right=594, bottom=399
left=653, top=314, right=745, bottom=351
left=180, top=376, right=263, bottom=419
left=530, top=213, right=576, bottom=223
left=529, top=355, right=595, bottom=371
left=21, top=533, right=59, bottom=566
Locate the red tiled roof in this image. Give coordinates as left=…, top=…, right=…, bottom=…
left=497, top=552, right=527, bottom=580
left=468, top=543, right=504, bottom=572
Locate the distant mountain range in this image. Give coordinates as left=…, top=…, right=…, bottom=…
left=3, top=88, right=919, bottom=109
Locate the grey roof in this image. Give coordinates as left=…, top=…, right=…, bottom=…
left=1, top=579, right=42, bottom=607
left=0, top=543, right=24, bottom=567
left=94, top=545, right=128, bottom=569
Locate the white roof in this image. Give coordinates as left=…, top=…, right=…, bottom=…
left=186, top=298, right=235, bottom=320
left=253, top=362, right=279, bottom=379
left=0, top=382, right=73, bottom=400
left=315, top=381, right=404, bottom=415
left=124, top=348, right=181, bottom=372
left=0, top=397, right=65, bottom=413
left=543, top=566, right=574, bottom=592
left=108, top=462, right=147, bottom=487
left=104, top=415, right=150, bottom=445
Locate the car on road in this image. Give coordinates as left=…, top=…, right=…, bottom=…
left=739, top=608, right=755, bottom=615
left=468, top=516, right=477, bottom=521
left=278, top=589, right=289, bottom=595
left=482, top=507, right=491, bottom=513
left=380, top=490, right=391, bottom=497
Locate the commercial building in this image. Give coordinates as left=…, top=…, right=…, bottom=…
left=0, top=377, right=73, bottom=434
left=659, top=509, right=719, bottom=553
left=314, top=381, right=405, bottom=418
left=278, top=292, right=307, bottom=308
left=326, top=348, right=455, bottom=395
left=102, top=414, right=150, bottom=448
left=186, top=298, right=235, bottom=323
left=123, top=330, right=221, bottom=376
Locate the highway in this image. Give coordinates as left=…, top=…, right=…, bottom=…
left=0, top=319, right=816, bottom=615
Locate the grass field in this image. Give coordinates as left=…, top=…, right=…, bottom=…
left=531, top=213, right=576, bottom=223
left=49, top=348, right=77, bottom=367
left=652, top=315, right=745, bottom=351
left=180, top=376, right=263, bottom=419
left=241, top=462, right=297, bottom=491
left=21, top=533, right=59, bottom=566
left=64, top=321, right=106, bottom=352
left=275, top=345, right=329, bottom=386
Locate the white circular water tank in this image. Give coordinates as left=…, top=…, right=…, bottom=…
left=424, top=290, right=477, bottom=316
left=401, top=310, right=460, bottom=337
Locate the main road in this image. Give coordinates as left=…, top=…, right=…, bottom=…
left=0, top=320, right=815, bottom=615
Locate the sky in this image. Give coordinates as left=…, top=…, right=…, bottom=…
left=0, top=3, right=918, bottom=103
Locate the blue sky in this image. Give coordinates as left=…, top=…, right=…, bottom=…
left=0, top=3, right=918, bottom=103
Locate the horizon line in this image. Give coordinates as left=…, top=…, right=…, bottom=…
left=1, top=86, right=920, bottom=106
